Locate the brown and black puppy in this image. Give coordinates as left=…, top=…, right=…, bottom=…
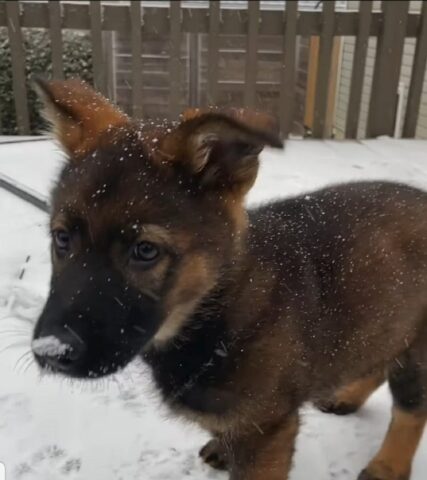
left=32, top=79, right=427, bottom=480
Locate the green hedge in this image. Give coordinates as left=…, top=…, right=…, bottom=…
left=0, top=28, right=93, bottom=135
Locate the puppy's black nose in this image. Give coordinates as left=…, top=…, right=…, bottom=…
left=32, top=331, right=86, bottom=373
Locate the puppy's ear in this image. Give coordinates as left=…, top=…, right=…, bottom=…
left=157, top=112, right=283, bottom=197
left=182, top=106, right=280, bottom=136
left=35, top=78, right=129, bottom=160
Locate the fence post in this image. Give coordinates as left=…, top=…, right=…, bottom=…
left=345, top=1, right=372, bottom=139
left=169, top=1, right=182, bottom=119
left=207, top=0, right=220, bottom=106
left=280, top=1, right=297, bottom=138
left=130, top=1, right=143, bottom=118
left=188, top=33, right=200, bottom=107
left=48, top=0, right=64, bottom=80
left=89, top=1, right=107, bottom=96
left=103, top=32, right=115, bottom=102
left=367, top=1, right=409, bottom=138
left=244, top=1, right=260, bottom=108
left=312, top=1, right=335, bottom=139
left=6, top=1, right=30, bottom=135
left=403, top=2, right=427, bottom=138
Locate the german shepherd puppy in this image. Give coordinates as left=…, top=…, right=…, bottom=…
left=32, top=79, right=427, bottom=480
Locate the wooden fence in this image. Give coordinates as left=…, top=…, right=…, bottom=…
left=0, top=1, right=426, bottom=139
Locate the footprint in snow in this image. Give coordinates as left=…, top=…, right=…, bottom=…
left=14, top=445, right=81, bottom=478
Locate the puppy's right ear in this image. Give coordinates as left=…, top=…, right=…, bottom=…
left=35, top=78, right=129, bottom=161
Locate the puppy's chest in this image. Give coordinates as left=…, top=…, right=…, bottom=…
left=144, top=321, right=237, bottom=415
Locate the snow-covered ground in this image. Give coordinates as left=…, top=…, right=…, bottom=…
left=0, top=137, right=426, bottom=479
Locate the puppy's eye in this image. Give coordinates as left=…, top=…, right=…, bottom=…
left=53, top=229, right=71, bottom=253
left=132, top=241, right=160, bottom=264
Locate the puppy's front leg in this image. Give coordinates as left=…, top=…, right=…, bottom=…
left=229, top=413, right=299, bottom=480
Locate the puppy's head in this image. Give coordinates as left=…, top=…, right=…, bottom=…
left=32, top=79, right=282, bottom=378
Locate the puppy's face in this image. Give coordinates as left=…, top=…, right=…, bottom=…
left=32, top=80, right=281, bottom=378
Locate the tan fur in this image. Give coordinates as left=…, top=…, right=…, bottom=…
left=154, top=254, right=218, bottom=347
left=36, top=78, right=128, bottom=159
left=362, top=408, right=427, bottom=480
left=334, top=373, right=385, bottom=407
left=317, top=371, right=386, bottom=413
left=228, top=414, right=299, bottom=480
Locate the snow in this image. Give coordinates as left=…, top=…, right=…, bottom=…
left=31, top=336, right=71, bottom=358
left=0, top=137, right=426, bottom=479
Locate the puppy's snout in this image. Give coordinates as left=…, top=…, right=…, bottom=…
left=32, top=331, right=86, bottom=373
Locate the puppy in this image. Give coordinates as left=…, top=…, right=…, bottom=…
left=32, top=79, right=427, bottom=480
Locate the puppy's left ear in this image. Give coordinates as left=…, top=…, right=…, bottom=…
left=157, top=113, right=283, bottom=197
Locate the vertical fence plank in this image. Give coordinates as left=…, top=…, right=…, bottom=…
left=103, top=32, right=115, bottom=101
left=89, top=1, right=107, bottom=96
left=207, top=0, right=220, bottom=106
left=48, top=0, right=63, bottom=80
left=312, top=0, right=335, bottom=138
left=188, top=33, right=200, bottom=107
left=130, top=1, right=143, bottom=118
left=280, top=1, right=297, bottom=138
left=367, top=1, right=409, bottom=138
left=6, top=1, right=30, bottom=135
left=169, top=1, right=181, bottom=119
left=244, top=0, right=259, bottom=108
left=345, top=1, right=372, bottom=139
left=403, top=2, right=427, bottom=138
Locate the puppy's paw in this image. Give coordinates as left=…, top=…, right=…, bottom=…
left=199, top=438, right=228, bottom=471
